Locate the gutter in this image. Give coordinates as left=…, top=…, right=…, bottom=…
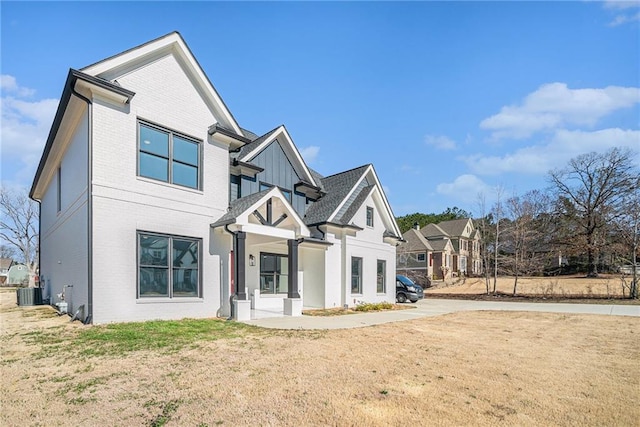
left=70, top=86, right=93, bottom=325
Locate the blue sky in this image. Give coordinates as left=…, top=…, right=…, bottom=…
left=2, top=1, right=639, bottom=217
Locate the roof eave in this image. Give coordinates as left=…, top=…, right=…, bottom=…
left=30, top=69, right=136, bottom=200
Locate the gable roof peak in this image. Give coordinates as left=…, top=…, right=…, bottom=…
left=81, top=31, right=242, bottom=135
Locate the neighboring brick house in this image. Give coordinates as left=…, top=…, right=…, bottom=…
left=29, top=32, right=402, bottom=324
left=397, top=218, right=482, bottom=282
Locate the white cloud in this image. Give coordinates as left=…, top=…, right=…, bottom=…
left=436, top=174, right=492, bottom=203
left=480, top=83, right=640, bottom=139
left=463, top=128, right=640, bottom=176
left=1, top=75, right=58, bottom=186
left=425, top=134, right=457, bottom=150
left=1, top=74, right=36, bottom=97
left=609, top=11, right=640, bottom=26
left=603, top=1, right=640, bottom=26
left=604, top=1, right=639, bottom=10
left=299, top=145, right=320, bottom=163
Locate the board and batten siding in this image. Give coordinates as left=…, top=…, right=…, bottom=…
left=235, top=140, right=308, bottom=215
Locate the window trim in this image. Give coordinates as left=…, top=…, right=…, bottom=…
left=376, top=259, right=386, bottom=294
left=137, top=120, right=202, bottom=190
left=259, top=182, right=292, bottom=203
left=137, top=231, right=202, bottom=299
left=259, top=252, right=288, bottom=295
left=417, top=253, right=426, bottom=262
left=351, top=256, right=363, bottom=295
left=366, top=206, right=374, bottom=227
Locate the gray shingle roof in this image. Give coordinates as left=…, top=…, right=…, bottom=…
left=210, top=189, right=271, bottom=228
left=303, top=165, right=370, bottom=225
left=420, top=223, right=448, bottom=238
left=427, top=238, right=451, bottom=252
left=240, top=127, right=259, bottom=141
left=399, top=229, right=434, bottom=252
left=339, top=184, right=375, bottom=225
left=437, top=218, right=472, bottom=237
left=233, top=126, right=281, bottom=161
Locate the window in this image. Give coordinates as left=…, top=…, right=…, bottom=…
left=260, top=253, right=288, bottom=294
left=351, top=257, right=362, bottom=294
left=377, top=260, right=386, bottom=293
left=56, top=167, right=61, bottom=212
left=366, top=206, right=374, bottom=227
left=138, top=122, right=200, bottom=189
left=138, top=232, right=200, bottom=298
left=417, top=253, right=426, bottom=262
left=259, top=182, right=292, bottom=202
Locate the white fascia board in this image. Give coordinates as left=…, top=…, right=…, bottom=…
left=239, top=224, right=296, bottom=240
left=364, top=166, right=402, bottom=238
left=82, top=33, right=242, bottom=135
left=242, top=126, right=318, bottom=187
left=235, top=187, right=310, bottom=238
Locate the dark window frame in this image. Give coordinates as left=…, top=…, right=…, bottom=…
left=376, top=259, right=386, bottom=294
left=259, top=252, right=288, bottom=294
left=137, top=120, right=202, bottom=190
left=351, top=256, right=363, bottom=294
left=137, top=231, right=202, bottom=299
left=366, top=206, right=374, bottom=227
left=259, top=182, right=292, bottom=203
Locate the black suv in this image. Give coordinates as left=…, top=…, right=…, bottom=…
left=396, top=275, right=424, bottom=303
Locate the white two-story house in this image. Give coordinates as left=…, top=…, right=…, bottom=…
left=30, top=32, right=402, bottom=324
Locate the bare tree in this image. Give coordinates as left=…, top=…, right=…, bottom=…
left=476, top=192, right=492, bottom=295
left=491, top=186, right=504, bottom=295
left=549, top=148, right=638, bottom=277
left=0, top=244, right=17, bottom=259
left=504, top=190, right=551, bottom=295
left=0, top=187, right=39, bottom=287
left=615, top=185, right=640, bottom=298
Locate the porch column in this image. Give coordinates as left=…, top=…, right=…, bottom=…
left=235, top=231, right=247, bottom=300
left=287, top=238, right=300, bottom=299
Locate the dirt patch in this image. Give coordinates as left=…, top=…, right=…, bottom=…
left=1, top=289, right=639, bottom=426
left=427, top=275, right=639, bottom=302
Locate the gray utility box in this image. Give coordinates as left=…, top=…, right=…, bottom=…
left=16, top=287, right=43, bottom=306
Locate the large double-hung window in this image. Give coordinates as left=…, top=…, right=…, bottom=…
left=260, top=253, right=288, bottom=294
left=138, top=232, right=201, bottom=298
left=138, top=122, right=201, bottom=189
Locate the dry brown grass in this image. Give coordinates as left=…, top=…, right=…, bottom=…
left=428, top=274, right=636, bottom=299
left=1, top=289, right=639, bottom=426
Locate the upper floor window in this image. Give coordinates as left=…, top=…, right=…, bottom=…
left=366, top=206, right=374, bottom=227
left=259, top=182, right=292, bottom=203
left=138, top=122, right=200, bottom=189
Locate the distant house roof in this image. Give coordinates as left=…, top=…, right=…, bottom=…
left=437, top=218, right=473, bottom=237
left=399, top=229, right=434, bottom=252
left=0, top=258, right=13, bottom=271
left=420, top=223, right=448, bottom=238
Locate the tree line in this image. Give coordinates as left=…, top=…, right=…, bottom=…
left=396, top=147, right=639, bottom=299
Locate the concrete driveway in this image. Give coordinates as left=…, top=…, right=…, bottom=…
left=243, top=298, right=640, bottom=330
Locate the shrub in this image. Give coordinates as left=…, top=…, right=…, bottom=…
left=354, top=302, right=394, bottom=312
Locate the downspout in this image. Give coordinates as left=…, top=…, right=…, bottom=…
left=71, top=86, right=93, bottom=325
left=223, top=224, right=236, bottom=320
left=315, top=225, right=325, bottom=240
